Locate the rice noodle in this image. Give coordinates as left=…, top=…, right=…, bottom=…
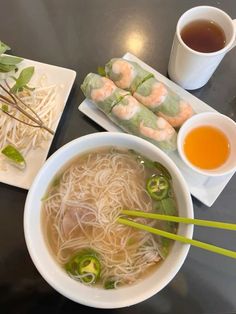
left=42, top=149, right=162, bottom=287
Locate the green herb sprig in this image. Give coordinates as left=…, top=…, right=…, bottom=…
left=0, top=78, right=54, bottom=135
left=10, top=66, right=35, bottom=93
left=97, top=66, right=106, bottom=77
left=0, top=40, right=23, bottom=73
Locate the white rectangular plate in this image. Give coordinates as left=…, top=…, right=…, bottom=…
left=79, top=52, right=235, bottom=207
left=0, top=57, right=76, bottom=189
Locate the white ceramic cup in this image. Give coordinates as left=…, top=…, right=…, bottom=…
left=177, top=112, right=236, bottom=176
left=168, top=6, right=236, bottom=90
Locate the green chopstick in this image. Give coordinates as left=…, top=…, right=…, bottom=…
left=117, top=217, right=236, bottom=259
left=120, top=209, right=236, bottom=231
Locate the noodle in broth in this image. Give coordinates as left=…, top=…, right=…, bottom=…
left=41, top=148, right=178, bottom=288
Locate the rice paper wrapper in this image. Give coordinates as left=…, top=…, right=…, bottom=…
left=105, top=58, right=153, bottom=93
left=109, top=95, right=177, bottom=152
left=134, top=77, right=194, bottom=128
left=81, top=73, right=105, bottom=98
left=81, top=73, right=129, bottom=114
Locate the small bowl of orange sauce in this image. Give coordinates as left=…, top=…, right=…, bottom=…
left=177, top=112, right=236, bottom=176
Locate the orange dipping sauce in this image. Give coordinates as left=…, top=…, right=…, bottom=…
left=183, top=125, right=230, bottom=170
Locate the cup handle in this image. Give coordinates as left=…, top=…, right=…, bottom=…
left=232, top=19, right=236, bottom=48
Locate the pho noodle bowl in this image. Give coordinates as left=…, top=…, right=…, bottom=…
left=41, top=147, right=178, bottom=289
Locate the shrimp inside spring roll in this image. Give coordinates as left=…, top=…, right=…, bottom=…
left=134, top=77, right=194, bottom=128
left=105, top=58, right=152, bottom=93
left=81, top=73, right=129, bottom=114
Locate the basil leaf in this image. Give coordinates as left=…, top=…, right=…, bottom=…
left=97, top=66, right=106, bottom=77
left=104, top=280, right=116, bottom=289
left=160, top=198, right=177, bottom=216
left=0, top=55, right=23, bottom=65
left=159, top=237, right=171, bottom=258
left=0, top=63, right=17, bottom=73
left=153, top=161, right=172, bottom=180
left=0, top=41, right=10, bottom=55
left=11, top=66, right=34, bottom=93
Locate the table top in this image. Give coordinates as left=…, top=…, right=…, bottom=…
left=0, top=0, right=236, bottom=313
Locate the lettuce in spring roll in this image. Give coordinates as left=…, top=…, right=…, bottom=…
left=81, top=73, right=129, bottom=114
left=105, top=58, right=152, bottom=93
left=110, top=95, right=177, bottom=152
left=133, top=77, right=194, bottom=128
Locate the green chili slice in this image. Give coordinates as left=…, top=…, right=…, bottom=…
left=146, top=175, right=169, bottom=200
left=65, top=249, right=101, bottom=284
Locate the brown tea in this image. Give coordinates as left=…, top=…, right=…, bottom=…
left=181, top=19, right=226, bottom=53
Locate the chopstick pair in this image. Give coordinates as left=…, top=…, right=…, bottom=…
left=118, top=210, right=236, bottom=259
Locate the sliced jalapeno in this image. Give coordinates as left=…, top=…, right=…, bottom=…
left=65, top=249, right=101, bottom=284
left=146, top=175, right=169, bottom=200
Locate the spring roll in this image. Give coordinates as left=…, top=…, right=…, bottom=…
left=81, top=73, right=129, bottom=114
left=81, top=74, right=177, bottom=152
left=133, top=77, right=194, bottom=128
left=105, top=58, right=152, bottom=93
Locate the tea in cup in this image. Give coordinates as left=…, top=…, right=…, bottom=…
left=168, top=6, right=236, bottom=90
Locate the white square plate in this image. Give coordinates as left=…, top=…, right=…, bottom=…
left=79, top=52, right=235, bottom=207
left=0, top=57, right=76, bottom=189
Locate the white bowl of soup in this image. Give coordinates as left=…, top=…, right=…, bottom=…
left=177, top=112, right=236, bottom=176
left=24, top=132, right=193, bottom=308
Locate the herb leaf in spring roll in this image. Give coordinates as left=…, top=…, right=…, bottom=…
left=133, top=77, right=194, bottom=128
left=105, top=58, right=153, bottom=93
left=110, top=95, right=177, bottom=152
left=81, top=73, right=129, bottom=114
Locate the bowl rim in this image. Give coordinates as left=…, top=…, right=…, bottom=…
left=177, top=112, right=236, bottom=177
left=24, top=132, right=194, bottom=308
